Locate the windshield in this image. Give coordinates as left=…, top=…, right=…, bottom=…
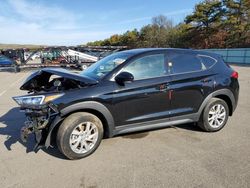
left=80, top=52, right=132, bottom=79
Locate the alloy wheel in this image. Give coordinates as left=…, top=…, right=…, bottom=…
left=208, top=104, right=226, bottom=128
left=69, top=122, right=99, bottom=154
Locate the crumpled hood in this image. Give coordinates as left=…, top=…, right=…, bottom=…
left=20, top=68, right=98, bottom=91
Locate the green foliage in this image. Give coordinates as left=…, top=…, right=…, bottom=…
left=223, top=0, right=250, bottom=47
left=185, top=0, right=225, bottom=48
left=86, top=0, right=250, bottom=49
left=186, top=0, right=224, bottom=28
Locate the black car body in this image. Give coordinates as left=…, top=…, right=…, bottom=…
left=13, top=48, right=239, bottom=159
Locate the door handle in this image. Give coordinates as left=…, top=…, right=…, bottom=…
left=202, top=78, right=212, bottom=83
left=158, top=83, right=169, bottom=91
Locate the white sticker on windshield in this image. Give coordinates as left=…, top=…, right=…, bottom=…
left=113, top=58, right=126, bottom=65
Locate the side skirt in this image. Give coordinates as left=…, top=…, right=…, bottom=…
left=113, top=113, right=199, bottom=136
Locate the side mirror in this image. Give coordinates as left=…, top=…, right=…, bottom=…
left=115, top=72, right=134, bottom=86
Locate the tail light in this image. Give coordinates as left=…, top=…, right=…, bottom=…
left=231, top=71, right=238, bottom=79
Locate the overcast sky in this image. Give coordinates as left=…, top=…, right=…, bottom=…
left=0, top=0, right=200, bottom=45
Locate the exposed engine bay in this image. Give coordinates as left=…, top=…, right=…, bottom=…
left=21, top=68, right=98, bottom=93
left=26, top=76, right=82, bottom=93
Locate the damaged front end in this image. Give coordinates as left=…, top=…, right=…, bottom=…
left=21, top=103, right=59, bottom=150
left=13, top=68, right=98, bottom=151
left=13, top=96, right=62, bottom=151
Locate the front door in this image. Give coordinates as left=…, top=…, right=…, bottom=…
left=112, top=52, right=172, bottom=126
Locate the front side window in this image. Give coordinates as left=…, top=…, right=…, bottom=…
left=168, top=53, right=205, bottom=74
left=81, top=52, right=132, bottom=79
left=122, top=54, right=166, bottom=80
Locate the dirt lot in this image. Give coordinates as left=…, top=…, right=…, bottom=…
left=0, top=66, right=249, bottom=188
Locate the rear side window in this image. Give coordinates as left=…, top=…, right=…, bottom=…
left=198, top=55, right=217, bottom=69
left=168, top=53, right=205, bottom=74
left=123, top=54, right=166, bottom=80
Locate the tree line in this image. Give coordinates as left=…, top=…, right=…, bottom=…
left=87, top=0, right=250, bottom=49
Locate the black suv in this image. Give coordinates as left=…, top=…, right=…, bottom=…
left=13, top=48, right=239, bottom=159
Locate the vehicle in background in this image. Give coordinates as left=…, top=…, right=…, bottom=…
left=24, top=52, right=40, bottom=60
left=0, top=55, right=19, bottom=72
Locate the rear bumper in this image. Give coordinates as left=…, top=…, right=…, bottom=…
left=233, top=84, right=239, bottom=112
left=230, top=78, right=239, bottom=113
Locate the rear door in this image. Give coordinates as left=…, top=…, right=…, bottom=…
left=112, top=52, right=172, bottom=126
left=167, top=51, right=215, bottom=117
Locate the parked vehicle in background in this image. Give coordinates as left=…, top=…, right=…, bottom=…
left=13, top=48, right=239, bottom=159
left=0, top=55, right=13, bottom=65
left=0, top=55, right=19, bottom=72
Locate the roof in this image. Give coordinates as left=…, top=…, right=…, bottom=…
left=118, top=48, right=221, bottom=59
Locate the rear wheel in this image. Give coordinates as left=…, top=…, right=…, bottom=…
left=57, top=112, right=103, bottom=160
left=198, top=98, right=229, bottom=132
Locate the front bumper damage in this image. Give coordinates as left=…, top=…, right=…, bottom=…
left=21, top=103, right=60, bottom=151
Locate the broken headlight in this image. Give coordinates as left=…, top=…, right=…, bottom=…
left=13, top=94, right=63, bottom=106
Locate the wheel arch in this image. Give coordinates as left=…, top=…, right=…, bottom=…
left=62, top=108, right=111, bottom=138
left=198, top=89, right=235, bottom=117
left=45, top=101, right=115, bottom=148
left=213, top=94, right=233, bottom=116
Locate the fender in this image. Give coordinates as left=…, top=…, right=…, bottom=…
left=60, top=101, right=115, bottom=132
left=45, top=101, right=115, bottom=148
left=45, top=115, right=63, bottom=147
left=197, top=88, right=236, bottom=117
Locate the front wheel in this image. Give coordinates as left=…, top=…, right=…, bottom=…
left=198, top=98, right=229, bottom=132
left=57, top=112, right=103, bottom=160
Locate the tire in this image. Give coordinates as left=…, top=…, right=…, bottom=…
left=198, top=98, right=229, bottom=132
left=57, top=112, right=103, bottom=160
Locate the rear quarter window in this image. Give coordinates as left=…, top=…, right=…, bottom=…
left=198, top=55, right=217, bottom=69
